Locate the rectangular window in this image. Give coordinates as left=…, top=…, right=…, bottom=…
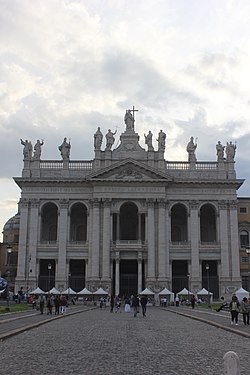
left=241, top=257, right=249, bottom=263
left=239, top=207, right=247, bottom=214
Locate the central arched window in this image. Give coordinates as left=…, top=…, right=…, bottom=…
left=240, top=230, right=249, bottom=248
left=120, top=202, right=138, bottom=240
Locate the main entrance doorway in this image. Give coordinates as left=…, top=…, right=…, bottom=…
left=119, top=260, right=138, bottom=297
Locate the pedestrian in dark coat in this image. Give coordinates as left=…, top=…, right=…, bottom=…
left=140, top=295, right=148, bottom=317
left=132, top=295, right=140, bottom=317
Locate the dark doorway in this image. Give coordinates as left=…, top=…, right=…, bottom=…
left=172, top=260, right=188, bottom=294
left=119, top=260, right=138, bottom=297
left=202, top=260, right=219, bottom=299
left=38, top=259, right=55, bottom=291
left=69, top=260, right=85, bottom=292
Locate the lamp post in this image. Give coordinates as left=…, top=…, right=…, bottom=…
left=68, top=272, right=71, bottom=301
left=48, top=263, right=52, bottom=292
left=27, top=255, right=31, bottom=294
left=187, top=272, right=190, bottom=306
left=6, top=246, right=12, bottom=312
left=245, top=246, right=250, bottom=291
left=205, top=263, right=211, bottom=308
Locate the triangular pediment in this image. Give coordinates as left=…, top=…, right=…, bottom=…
left=86, top=159, right=172, bottom=182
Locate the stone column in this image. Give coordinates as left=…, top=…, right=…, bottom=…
left=138, top=214, right=142, bottom=241
left=91, top=199, right=100, bottom=280
left=219, top=201, right=230, bottom=281
left=189, top=201, right=200, bottom=282
left=138, top=255, right=142, bottom=293
left=28, top=199, right=40, bottom=286
left=16, top=199, right=29, bottom=284
left=115, top=256, right=120, bottom=296
left=165, top=202, right=170, bottom=281
left=116, top=213, right=120, bottom=240
left=229, top=201, right=241, bottom=282
left=102, top=199, right=111, bottom=280
left=147, top=199, right=156, bottom=280
left=57, top=199, right=69, bottom=287
left=158, top=199, right=166, bottom=280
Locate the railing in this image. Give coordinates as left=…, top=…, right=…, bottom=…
left=69, top=161, right=93, bottom=169
left=165, top=161, right=218, bottom=170
left=40, top=161, right=63, bottom=169
left=40, top=160, right=93, bottom=169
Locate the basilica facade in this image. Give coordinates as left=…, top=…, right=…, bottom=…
left=14, top=110, right=243, bottom=299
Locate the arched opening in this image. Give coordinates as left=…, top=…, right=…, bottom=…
left=41, top=203, right=58, bottom=242
left=200, top=204, right=216, bottom=242
left=70, top=203, right=87, bottom=242
left=120, top=202, right=138, bottom=240
left=171, top=204, right=188, bottom=242
left=240, top=230, right=249, bottom=248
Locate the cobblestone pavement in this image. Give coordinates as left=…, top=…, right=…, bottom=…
left=1, top=306, right=250, bottom=375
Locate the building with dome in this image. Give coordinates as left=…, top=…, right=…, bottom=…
left=8, top=110, right=245, bottom=298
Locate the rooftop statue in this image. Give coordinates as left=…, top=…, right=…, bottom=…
left=33, top=139, right=44, bottom=160
left=124, top=109, right=134, bottom=130
left=94, top=127, right=103, bottom=150
left=144, top=131, right=154, bottom=151
left=105, top=129, right=117, bottom=150
left=216, top=141, right=225, bottom=162
left=20, top=139, right=33, bottom=160
left=186, top=136, right=197, bottom=162
left=226, top=141, right=236, bottom=161
left=156, top=130, right=166, bottom=152
left=58, top=137, right=71, bottom=160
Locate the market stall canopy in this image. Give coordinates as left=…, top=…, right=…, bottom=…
left=235, top=287, right=249, bottom=302
left=197, top=288, right=213, bottom=295
left=77, top=287, right=92, bottom=295
left=30, top=287, right=46, bottom=294
left=48, top=287, right=60, bottom=295
left=61, top=287, right=77, bottom=295
left=177, top=288, right=191, bottom=295
left=0, top=289, right=5, bottom=294
left=159, top=288, right=174, bottom=295
left=93, top=288, right=108, bottom=295
left=139, top=288, right=154, bottom=295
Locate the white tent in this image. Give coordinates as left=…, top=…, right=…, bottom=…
left=235, top=287, right=249, bottom=302
left=30, top=287, right=46, bottom=294
left=177, top=288, right=191, bottom=295
left=48, top=287, right=60, bottom=294
left=0, top=289, right=5, bottom=294
left=61, top=287, right=77, bottom=295
left=197, top=288, right=213, bottom=302
left=159, top=287, right=173, bottom=295
left=139, top=288, right=154, bottom=295
left=93, top=288, right=108, bottom=295
left=197, top=288, right=213, bottom=296
left=77, top=287, right=92, bottom=295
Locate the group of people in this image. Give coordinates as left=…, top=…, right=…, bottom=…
left=30, top=294, right=69, bottom=315
left=109, top=295, right=148, bottom=317
left=228, top=294, right=250, bottom=326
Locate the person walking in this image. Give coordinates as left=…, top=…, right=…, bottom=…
left=38, top=294, right=46, bottom=315
left=60, top=295, right=67, bottom=314
left=54, top=295, right=60, bottom=315
left=132, top=295, right=140, bottom=318
left=140, top=295, right=148, bottom=317
left=229, top=294, right=240, bottom=325
left=241, top=297, right=250, bottom=325
left=110, top=294, right=114, bottom=313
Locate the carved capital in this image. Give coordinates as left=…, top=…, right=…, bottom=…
left=218, top=200, right=228, bottom=210
left=30, top=198, right=40, bottom=208
left=189, top=200, right=199, bottom=210
left=103, top=198, right=112, bottom=208
left=90, top=198, right=100, bottom=208
left=146, top=198, right=155, bottom=208
left=157, top=198, right=166, bottom=209
left=59, top=199, right=69, bottom=209
left=19, top=198, right=29, bottom=208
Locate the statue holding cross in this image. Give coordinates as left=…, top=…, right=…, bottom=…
left=124, top=106, right=138, bottom=131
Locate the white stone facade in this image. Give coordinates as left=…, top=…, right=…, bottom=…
left=14, top=112, right=243, bottom=298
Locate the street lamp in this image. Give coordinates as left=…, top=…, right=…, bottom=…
left=245, top=246, right=250, bottom=291
left=48, top=263, right=52, bottom=292
left=205, top=263, right=211, bottom=308
left=6, top=246, right=12, bottom=312
left=187, top=272, right=190, bottom=305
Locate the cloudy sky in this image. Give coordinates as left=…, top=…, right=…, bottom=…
left=1, top=0, right=250, bottom=240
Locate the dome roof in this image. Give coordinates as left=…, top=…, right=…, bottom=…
left=3, top=213, right=20, bottom=231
